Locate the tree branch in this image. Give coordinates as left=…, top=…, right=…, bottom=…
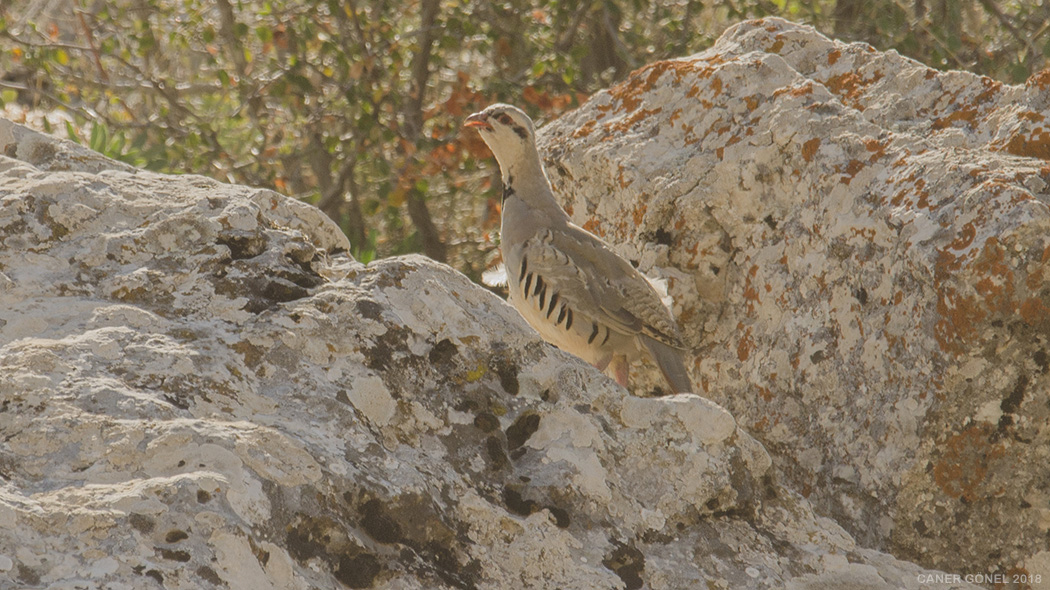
left=401, top=0, right=447, bottom=262
left=74, top=9, right=109, bottom=83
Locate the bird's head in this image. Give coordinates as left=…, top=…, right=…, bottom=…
left=464, top=104, right=538, bottom=176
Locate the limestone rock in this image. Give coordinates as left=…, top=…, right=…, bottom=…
left=0, top=111, right=972, bottom=585
left=541, top=17, right=1050, bottom=577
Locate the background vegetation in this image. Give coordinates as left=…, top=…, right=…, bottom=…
left=2, top=0, right=1048, bottom=278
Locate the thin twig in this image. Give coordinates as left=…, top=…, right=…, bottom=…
left=601, top=5, right=638, bottom=70
left=0, top=79, right=104, bottom=121
left=74, top=8, right=108, bottom=83
left=401, top=0, right=447, bottom=262
left=555, top=3, right=591, bottom=52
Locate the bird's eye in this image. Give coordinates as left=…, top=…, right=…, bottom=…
left=496, top=113, right=513, bottom=125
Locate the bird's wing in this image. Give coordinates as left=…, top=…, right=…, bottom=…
left=519, top=224, right=685, bottom=349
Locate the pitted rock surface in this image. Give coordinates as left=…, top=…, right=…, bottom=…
left=541, top=17, right=1050, bottom=576
left=0, top=74, right=976, bottom=589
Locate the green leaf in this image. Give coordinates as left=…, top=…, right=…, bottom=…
left=89, top=123, right=102, bottom=152
left=108, top=131, right=126, bottom=156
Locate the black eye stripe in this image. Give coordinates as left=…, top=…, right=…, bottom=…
left=490, top=112, right=529, bottom=139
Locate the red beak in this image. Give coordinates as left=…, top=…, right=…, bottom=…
left=464, top=112, right=492, bottom=131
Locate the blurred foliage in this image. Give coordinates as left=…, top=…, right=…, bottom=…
left=1, top=0, right=1048, bottom=277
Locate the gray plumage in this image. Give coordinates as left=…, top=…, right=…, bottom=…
left=466, top=103, right=692, bottom=393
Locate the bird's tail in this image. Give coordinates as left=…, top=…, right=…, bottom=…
left=641, top=337, right=693, bottom=394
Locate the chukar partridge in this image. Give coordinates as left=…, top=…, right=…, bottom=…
left=465, top=103, right=692, bottom=393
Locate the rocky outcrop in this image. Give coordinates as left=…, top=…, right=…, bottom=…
left=0, top=107, right=975, bottom=585
left=541, top=17, right=1050, bottom=579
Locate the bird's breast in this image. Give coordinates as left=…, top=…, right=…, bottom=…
left=504, top=250, right=631, bottom=366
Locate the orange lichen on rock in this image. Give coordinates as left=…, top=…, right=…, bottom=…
left=932, top=104, right=979, bottom=130
left=976, top=77, right=1002, bottom=101
left=998, top=126, right=1050, bottom=160
left=737, top=325, right=753, bottom=361
left=972, top=238, right=1016, bottom=314
left=616, top=164, right=630, bottom=188
left=582, top=218, right=603, bottom=236
left=632, top=202, right=647, bottom=226
left=932, top=239, right=989, bottom=356
left=605, top=107, right=663, bottom=135
left=710, top=77, right=723, bottom=97
left=932, top=424, right=1005, bottom=503
left=1026, top=265, right=1045, bottom=291
left=667, top=108, right=683, bottom=127
left=609, top=58, right=721, bottom=113
left=802, top=138, right=821, bottom=162
left=840, top=159, right=865, bottom=184
left=933, top=79, right=1001, bottom=131
left=934, top=287, right=985, bottom=355
left=824, top=70, right=884, bottom=109
left=1020, top=297, right=1050, bottom=325
left=789, top=82, right=814, bottom=98
left=827, top=49, right=841, bottom=65
left=751, top=415, right=770, bottom=432
left=947, top=222, right=977, bottom=252
left=573, top=119, right=598, bottom=139
left=681, top=122, right=699, bottom=145
left=864, top=138, right=887, bottom=162
left=737, top=264, right=763, bottom=316
left=1027, top=68, right=1050, bottom=90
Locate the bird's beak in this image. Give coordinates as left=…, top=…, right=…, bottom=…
left=464, top=112, right=492, bottom=131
